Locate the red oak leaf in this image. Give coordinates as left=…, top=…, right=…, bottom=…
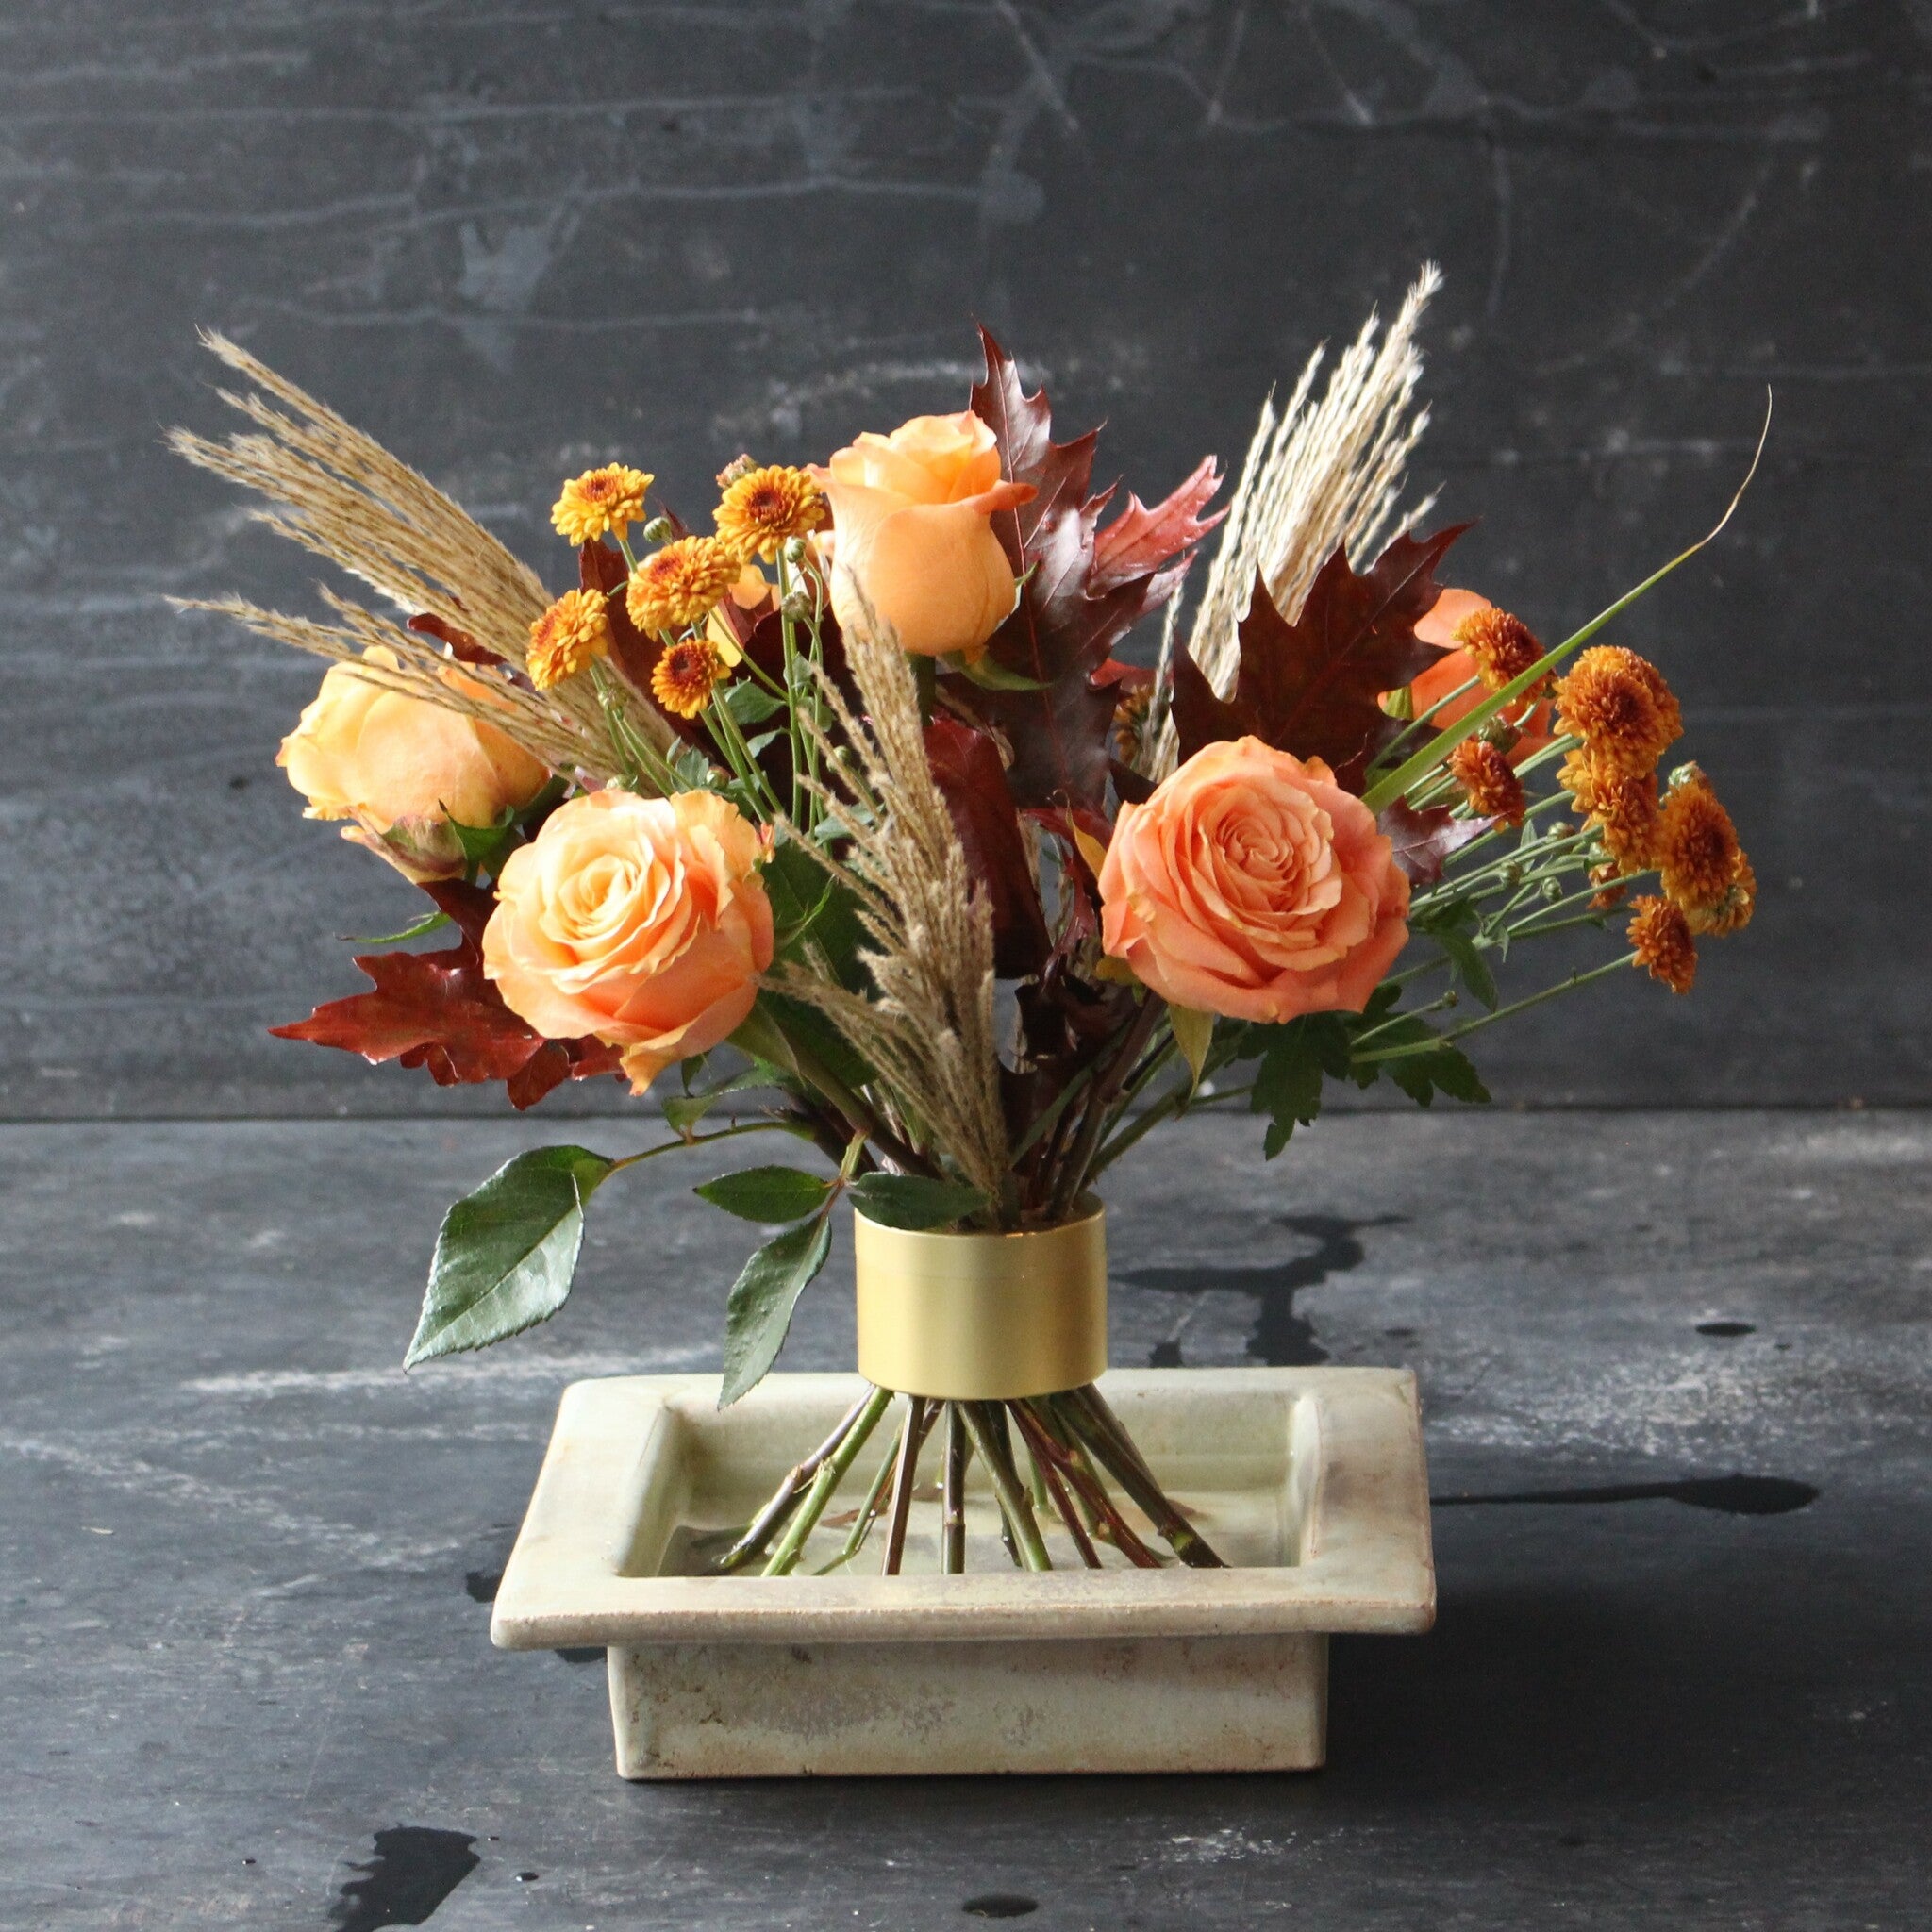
left=1171, top=524, right=1471, bottom=791
left=408, top=611, right=503, bottom=667
left=924, top=719, right=1051, bottom=977
left=950, top=329, right=1218, bottom=818
left=272, top=881, right=623, bottom=1108
left=1090, top=456, right=1224, bottom=595
left=1379, top=797, right=1494, bottom=888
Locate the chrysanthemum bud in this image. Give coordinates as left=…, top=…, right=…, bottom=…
left=715, top=454, right=758, bottom=490
left=641, top=514, right=675, bottom=546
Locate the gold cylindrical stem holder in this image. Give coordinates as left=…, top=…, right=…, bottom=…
left=853, top=1204, right=1108, bottom=1401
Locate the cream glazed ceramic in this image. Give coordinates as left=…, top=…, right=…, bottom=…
left=491, top=1368, right=1435, bottom=1778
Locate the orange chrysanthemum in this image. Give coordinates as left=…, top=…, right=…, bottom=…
left=551, top=464, right=653, bottom=547
left=1560, top=750, right=1662, bottom=871
left=1658, top=763, right=1752, bottom=932
left=1589, top=862, right=1630, bottom=912
left=650, top=637, right=728, bottom=719
left=1627, top=893, right=1697, bottom=993
left=1447, top=736, right=1526, bottom=826
left=1452, top=606, right=1546, bottom=694
left=525, top=589, right=611, bottom=691
left=1703, top=852, right=1757, bottom=937
left=1554, top=646, right=1683, bottom=775
left=626, top=536, right=740, bottom=636
left=715, top=464, right=825, bottom=561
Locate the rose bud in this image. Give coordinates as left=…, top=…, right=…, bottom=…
left=277, top=647, right=549, bottom=882
left=813, top=411, right=1035, bottom=658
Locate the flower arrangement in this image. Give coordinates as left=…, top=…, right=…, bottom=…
left=175, top=267, right=1758, bottom=1577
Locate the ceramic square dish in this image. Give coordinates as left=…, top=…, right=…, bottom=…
left=491, top=1367, right=1434, bottom=1776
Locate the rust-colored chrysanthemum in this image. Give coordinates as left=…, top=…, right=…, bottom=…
left=1589, top=862, right=1630, bottom=912
left=1559, top=749, right=1661, bottom=870
left=1627, top=893, right=1697, bottom=993
left=525, top=588, right=611, bottom=690
left=714, top=464, right=826, bottom=561
left=650, top=637, right=728, bottom=719
left=1702, top=851, right=1757, bottom=937
left=1111, top=683, right=1152, bottom=766
left=1447, top=736, right=1526, bottom=826
left=1658, top=763, right=1752, bottom=931
left=626, top=536, right=740, bottom=635
left=1452, top=605, right=1546, bottom=694
left=1554, top=646, right=1683, bottom=775
left=550, top=464, right=653, bottom=547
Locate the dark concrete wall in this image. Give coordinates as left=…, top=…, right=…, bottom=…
left=3, top=2, right=1925, bottom=1116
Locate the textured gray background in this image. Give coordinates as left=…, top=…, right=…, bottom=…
left=3, top=0, right=1928, bottom=1120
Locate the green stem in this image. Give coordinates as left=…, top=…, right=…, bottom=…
left=1059, top=1386, right=1225, bottom=1570
left=814, top=1424, right=904, bottom=1574
left=762, top=1384, right=894, bottom=1576
left=1353, top=953, right=1640, bottom=1063
left=959, top=1403, right=1052, bottom=1571
left=940, top=1404, right=969, bottom=1574
left=1362, top=408, right=1769, bottom=815
left=607, top=1117, right=816, bottom=1176
left=715, top=1389, right=874, bottom=1573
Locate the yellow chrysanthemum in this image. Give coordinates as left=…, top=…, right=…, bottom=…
left=550, top=464, right=653, bottom=547
left=626, top=536, right=740, bottom=636
left=1628, top=894, right=1696, bottom=993
left=651, top=638, right=728, bottom=719
left=714, top=464, right=826, bottom=561
left=525, top=589, right=611, bottom=691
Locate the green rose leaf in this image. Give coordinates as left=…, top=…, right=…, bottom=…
left=846, top=1173, right=989, bottom=1231
left=719, top=1211, right=834, bottom=1406
left=696, top=1164, right=836, bottom=1224
left=406, top=1145, right=614, bottom=1367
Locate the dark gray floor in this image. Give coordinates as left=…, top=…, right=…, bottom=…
left=4, top=1109, right=1926, bottom=1929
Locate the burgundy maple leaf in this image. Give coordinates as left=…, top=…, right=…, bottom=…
left=1170, top=524, right=1470, bottom=791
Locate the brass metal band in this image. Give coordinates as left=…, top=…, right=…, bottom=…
left=852, top=1204, right=1108, bottom=1401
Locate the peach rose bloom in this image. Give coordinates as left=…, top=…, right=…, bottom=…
left=1099, top=737, right=1410, bottom=1024
left=278, top=647, right=549, bottom=882
left=814, top=410, right=1035, bottom=658
left=1411, top=589, right=1553, bottom=756
left=482, top=789, right=774, bottom=1093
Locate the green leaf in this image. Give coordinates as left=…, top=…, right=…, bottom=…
left=343, top=908, right=452, bottom=946
left=1167, top=1005, right=1215, bottom=1092
left=941, top=649, right=1050, bottom=692
left=762, top=838, right=865, bottom=976
left=406, top=1146, right=614, bottom=1367
left=736, top=991, right=876, bottom=1098
left=1357, top=1018, right=1492, bottom=1108
left=1436, top=929, right=1500, bottom=1010
left=722, top=679, right=786, bottom=725
left=446, top=806, right=520, bottom=880
left=719, top=1211, right=834, bottom=1406
left=696, top=1164, right=835, bottom=1224
left=847, top=1173, right=988, bottom=1231
left=668, top=741, right=718, bottom=790
left=1248, top=1014, right=1352, bottom=1158
left=662, top=1069, right=770, bottom=1138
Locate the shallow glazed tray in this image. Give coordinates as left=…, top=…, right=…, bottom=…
left=491, top=1368, right=1434, bottom=1777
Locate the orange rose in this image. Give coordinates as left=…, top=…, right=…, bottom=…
left=1411, top=589, right=1553, bottom=756
left=814, top=410, right=1035, bottom=658
left=482, top=789, right=774, bottom=1093
left=278, top=647, right=549, bottom=881
left=1098, top=737, right=1409, bottom=1023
